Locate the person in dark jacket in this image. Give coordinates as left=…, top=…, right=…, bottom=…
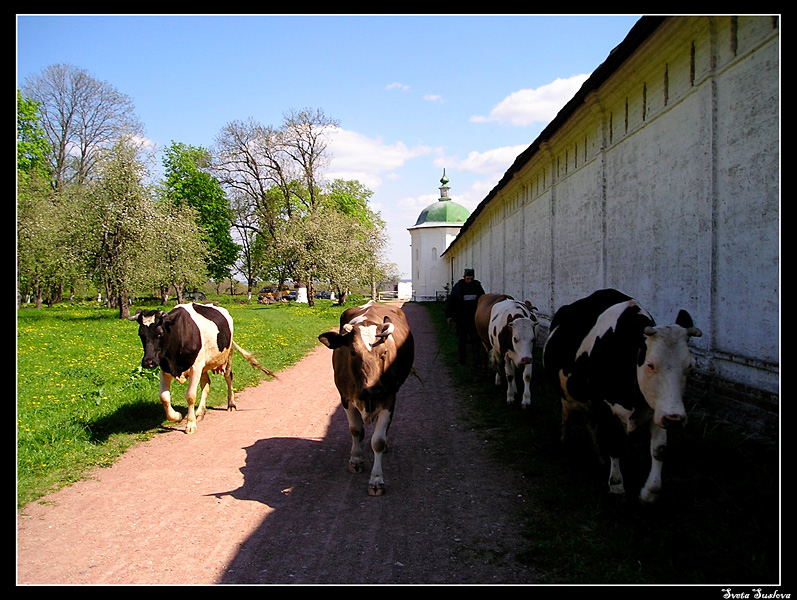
left=446, top=268, right=486, bottom=365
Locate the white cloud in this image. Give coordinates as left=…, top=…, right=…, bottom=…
left=423, top=94, right=444, bottom=103
left=426, top=144, right=529, bottom=212
left=385, top=82, right=410, bottom=91
left=325, top=127, right=435, bottom=189
left=443, top=144, right=528, bottom=176
left=471, top=74, right=590, bottom=126
left=398, top=192, right=439, bottom=215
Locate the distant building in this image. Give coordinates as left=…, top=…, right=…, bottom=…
left=407, top=171, right=470, bottom=301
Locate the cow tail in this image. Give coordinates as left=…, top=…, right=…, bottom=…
left=233, top=342, right=278, bottom=379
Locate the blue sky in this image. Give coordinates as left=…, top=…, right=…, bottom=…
left=16, top=14, right=641, bottom=279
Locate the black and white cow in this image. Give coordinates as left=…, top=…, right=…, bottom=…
left=543, top=289, right=701, bottom=503
left=129, top=303, right=275, bottom=434
left=474, top=293, right=539, bottom=407
left=318, top=301, right=415, bottom=496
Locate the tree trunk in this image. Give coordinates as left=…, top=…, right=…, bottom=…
left=118, top=291, right=130, bottom=319
left=307, top=280, right=315, bottom=307
left=173, top=282, right=185, bottom=305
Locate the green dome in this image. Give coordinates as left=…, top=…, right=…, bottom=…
left=413, top=199, right=470, bottom=226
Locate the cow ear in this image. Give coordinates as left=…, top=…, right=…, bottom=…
left=318, top=332, right=347, bottom=349
left=676, top=310, right=702, bottom=337
left=377, top=318, right=395, bottom=338
left=161, top=310, right=179, bottom=331
left=637, top=336, right=650, bottom=366
left=675, top=309, right=694, bottom=329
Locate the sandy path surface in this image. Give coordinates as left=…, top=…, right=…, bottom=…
left=17, top=302, right=539, bottom=585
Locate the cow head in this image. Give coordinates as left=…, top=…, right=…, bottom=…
left=128, top=309, right=170, bottom=369
left=319, top=316, right=398, bottom=405
left=637, top=310, right=702, bottom=429
left=508, top=318, right=537, bottom=365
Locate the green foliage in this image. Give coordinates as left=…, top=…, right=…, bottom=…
left=148, top=201, right=210, bottom=299
left=16, top=90, right=52, bottom=186
left=324, top=178, right=379, bottom=225
left=82, top=138, right=156, bottom=310
left=16, top=297, right=359, bottom=508
left=162, top=142, right=239, bottom=281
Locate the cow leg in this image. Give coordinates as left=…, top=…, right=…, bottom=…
left=600, top=418, right=626, bottom=496
left=183, top=370, right=202, bottom=434
left=196, top=371, right=211, bottom=421
left=368, top=408, right=393, bottom=496
left=489, top=350, right=502, bottom=386
left=608, top=456, right=626, bottom=495
left=344, top=405, right=366, bottom=474
left=521, top=362, right=533, bottom=408
left=159, top=373, right=183, bottom=424
left=558, top=371, right=576, bottom=443
left=559, top=398, right=571, bottom=444
left=480, top=343, right=491, bottom=371
left=640, top=425, right=667, bottom=504
left=224, top=359, right=236, bottom=412
left=504, top=358, right=518, bottom=404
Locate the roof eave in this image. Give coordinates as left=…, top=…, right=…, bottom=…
left=442, top=15, right=666, bottom=257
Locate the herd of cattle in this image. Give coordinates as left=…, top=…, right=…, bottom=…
left=129, top=288, right=701, bottom=503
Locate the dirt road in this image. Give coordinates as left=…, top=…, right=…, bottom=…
left=17, top=302, right=540, bottom=585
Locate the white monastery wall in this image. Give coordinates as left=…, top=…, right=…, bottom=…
left=444, top=16, right=779, bottom=411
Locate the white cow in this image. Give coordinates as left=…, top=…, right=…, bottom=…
left=475, top=294, right=539, bottom=407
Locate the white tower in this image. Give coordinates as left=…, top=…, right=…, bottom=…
left=407, top=171, right=471, bottom=301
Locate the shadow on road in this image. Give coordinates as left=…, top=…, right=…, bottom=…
left=209, top=302, right=536, bottom=585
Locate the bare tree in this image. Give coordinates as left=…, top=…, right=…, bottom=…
left=214, top=109, right=351, bottom=306
left=213, top=118, right=298, bottom=238
left=22, top=63, right=143, bottom=189
left=281, top=108, right=339, bottom=212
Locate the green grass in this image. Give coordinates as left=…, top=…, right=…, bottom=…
left=420, top=301, right=780, bottom=585
left=16, top=295, right=358, bottom=508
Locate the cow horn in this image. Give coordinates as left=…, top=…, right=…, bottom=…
left=127, top=309, right=143, bottom=322
left=377, top=322, right=395, bottom=338
left=343, top=323, right=354, bottom=334
left=687, top=326, right=702, bottom=338
left=644, top=326, right=657, bottom=336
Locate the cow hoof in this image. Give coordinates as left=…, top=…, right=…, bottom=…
left=185, top=427, right=197, bottom=435
left=226, top=403, right=237, bottom=412
left=368, top=483, right=385, bottom=496
left=165, top=409, right=183, bottom=423
left=348, top=461, right=364, bottom=474
left=639, top=488, right=660, bottom=504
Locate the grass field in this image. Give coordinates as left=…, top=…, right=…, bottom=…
left=16, top=296, right=356, bottom=508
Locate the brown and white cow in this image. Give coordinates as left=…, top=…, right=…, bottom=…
left=475, top=293, right=539, bottom=407
left=318, top=301, right=415, bottom=496
left=543, top=289, right=701, bottom=503
left=129, top=302, right=275, bottom=434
